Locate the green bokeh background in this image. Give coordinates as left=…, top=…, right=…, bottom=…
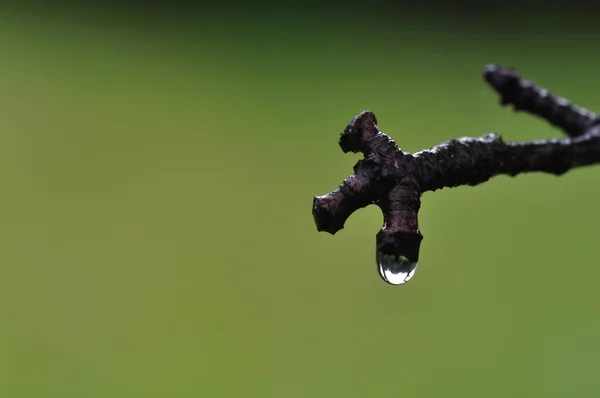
left=2, top=6, right=600, bottom=397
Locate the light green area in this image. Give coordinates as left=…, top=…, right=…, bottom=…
left=2, top=9, right=600, bottom=397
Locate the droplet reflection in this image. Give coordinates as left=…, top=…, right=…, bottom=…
left=377, top=252, right=418, bottom=285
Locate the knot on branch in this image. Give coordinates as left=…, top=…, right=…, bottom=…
left=312, top=64, right=600, bottom=285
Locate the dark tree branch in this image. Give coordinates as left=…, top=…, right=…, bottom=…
left=483, top=65, right=598, bottom=137
left=312, top=65, right=600, bottom=285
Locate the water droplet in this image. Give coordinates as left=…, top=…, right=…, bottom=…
left=377, top=252, right=418, bottom=285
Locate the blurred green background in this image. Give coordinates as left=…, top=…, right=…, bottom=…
left=2, top=3, right=600, bottom=397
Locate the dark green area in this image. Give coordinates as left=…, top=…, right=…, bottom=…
left=1, top=7, right=600, bottom=397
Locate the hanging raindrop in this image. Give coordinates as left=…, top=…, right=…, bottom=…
left=377, top=251, right=418, bottom=285
left=376, top=228, right=422, bottom=285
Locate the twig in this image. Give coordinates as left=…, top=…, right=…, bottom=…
left=312, top=65, right=600, bottom=285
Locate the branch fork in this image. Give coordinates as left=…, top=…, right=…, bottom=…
left=312, top=65, right=600, bottom=285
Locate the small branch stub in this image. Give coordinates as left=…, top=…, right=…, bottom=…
left=312, top=65, right=600, bottom=285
